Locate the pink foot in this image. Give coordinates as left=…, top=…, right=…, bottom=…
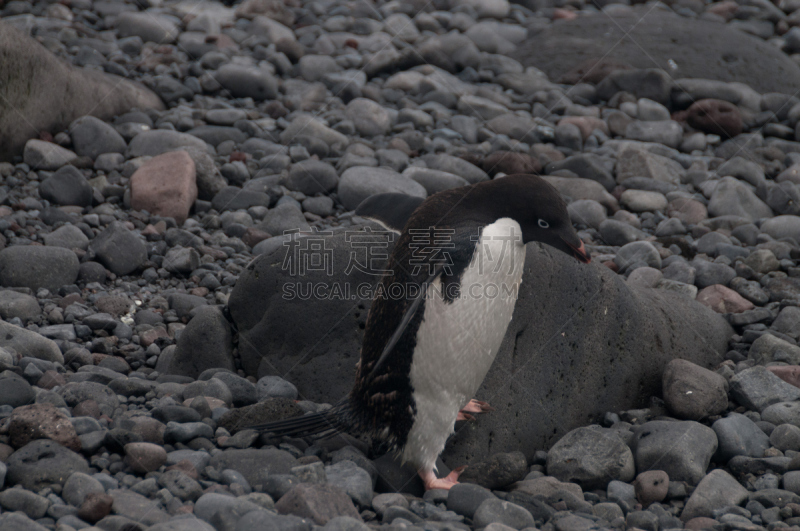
left=456, top=399, right=494, bottom=421
left=419, top=466, right=466, bottom=491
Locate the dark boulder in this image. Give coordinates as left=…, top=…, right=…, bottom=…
left=512, top=9, right=800, bottom=95
left=227, top=227, right=732, bottom=468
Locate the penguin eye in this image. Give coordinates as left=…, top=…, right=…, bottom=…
left=538, top=219, right=550, bottom=229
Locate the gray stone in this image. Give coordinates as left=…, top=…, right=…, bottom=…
left=692, top=258, right=736, bottom=289
left=324, top=460, right=372, bottom=507
left=127, top=130, right=208, bottom=158
left=287, top=160, right=338, bottom=195
left=546, top=427, right=635, bottom=489
left=770, top=424, right=800, bottom=452
left=0, top=320, right=63, bottom=363
left=662, top=359, right=728, bottom=420
left=614, top=241, right=661, bottom=273
left=215, top=64, right=278, bottom=101
left=0, top=246, right=78, bottom=292
left=0, top=512, right=49, bottom=531
left=23, top=140, right=76, bottom=171
left=210, top=448, right=298, bottom=487
left=69, top=116, right=126, bottom=159
left=338, top=167, right=427, bottom=211
left=708, top=177, right=773, bottom=221
left=88, top=222, right=147, bottom=276
left=0, top=373, right=34, bottom=408
left=148, top=518, right=217, bottom=531
left=194, top=492, right=267, bottom=525
left=730, top=366, right=800, bottom=411
left=631, top=420, right=718, bottom=485
left=0, top=290, right=39, bottom=322
left=209, top=371, right=257, bottom=407
left=625, top=120, right=683, bottom=149
left=6, top=439, right=89, bottom=490
left=0, top=488, right=50, bottom=520
left=63, top=472, right=104, bottom=506
left=568, top=200, right=607, bottom=230
left=43, top=224, right=90, bottom=250
left=403, top=167, right=469, bottom=194
left=255, top=203, right=311, bottom=235
left=599, top=219, right=647, bottom=246
left=473, top=498, right=535, bottom=529
left=681, top=469, right=748, bottom=522
left=421, top=154, right=489, bottom=184
left=274, top=483, right=360, bottom=525
left=39, top=165, right=93, bottom=207
left=257, top=375, right=298, bottom=400
left=346, top=98, right=391, bottom=136
left=750, top=334, right=800, bottom=365
left=116, top=12, right=178, bottom=43
left=108, top=489, right=170, bottom=526
left=712, top=413, right=770, bottom=461
left=762, top=402, right=800, bottom=427
left=235, top=510, right=313, bottom=531
left=547, top=154, right=615, bottom=191
left=761, top=215, right=800, bottom=242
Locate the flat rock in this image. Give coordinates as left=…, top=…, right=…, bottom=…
left=108, top=489, right=170, bottom=526
left=0, top=320, right=63, bottom=363
left=127, top=130, right=209, bottom=159
left=6, top=439, right=89, bottom=490
left=0, top=246, right=79, bottom=292
left=513, top=8, right=800, bottom=94
left=631, top=420, right=718, bottom=485
left=546, top=427, right=635, bottom=489
left=338, top=167, right=427, bottom=211
left=681, top=469, right=748, bottom=521
left=275, top=483, right=361, bottom=525
left=712, top=413, right=770, bottom=461
left=730, top=366, right=800, bottom=411
left=7, top=403, right=81, bottom=451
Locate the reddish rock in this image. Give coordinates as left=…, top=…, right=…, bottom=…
left=706, top=0, right=738, bottom=21
left=77, top=492, right=113, bottom=523
left=242, top=228, right=272, bottom=248
left=130, top=150, right=197, bottom=225
left=0, top=443, right=13, bottom=461
left=139, top=326, right=169, bottom=347
left=7, top=403, right=81, bottom=451
left=73, top=399, right=102, bottom=419
left=37, top=370, right=65, bottom=389
left=686, top=99, right=743, bottom=139
left=697, top=285, right=754, bottom=314
left=634, top=470, right=669, bottom=506
left=166, top=459, right=199, bottom=480
left=667, top=197, right=708, bottom=225
left=768, top=366, right=800, bottom=389
left=558, top=116, right=609, bottom=140
left=125, top=442, right=167, bottom=474
left=275, top=483, right=361, bottom=525
left=476, top=151, right=542, bottom=177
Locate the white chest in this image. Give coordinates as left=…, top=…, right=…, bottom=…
left=401, top=218, right=526, bottom=469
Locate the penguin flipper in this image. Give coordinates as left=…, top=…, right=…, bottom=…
left=355, top=193, right=425, bottom=233
left=367, top=266, right=442, bottom=380
left=244, top=399, right=349, bottom=438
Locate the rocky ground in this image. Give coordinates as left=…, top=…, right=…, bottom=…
left=5, top=0, right=800, bottom=530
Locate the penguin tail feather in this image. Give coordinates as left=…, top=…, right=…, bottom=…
left=245, top=400, right=350, bottom=439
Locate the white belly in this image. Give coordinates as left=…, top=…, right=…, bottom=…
left=402, top=218, right=526, bottom=470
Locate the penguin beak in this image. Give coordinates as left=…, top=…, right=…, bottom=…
left=562, top=237, right=591, bottom=264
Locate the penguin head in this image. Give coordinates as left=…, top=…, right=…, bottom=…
left=482, top=174, right=591, bottom=264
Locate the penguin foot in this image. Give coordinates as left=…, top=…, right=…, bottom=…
left=457, top=399, right=494, bottom=421
left=420, top=466, right=466, bottom=491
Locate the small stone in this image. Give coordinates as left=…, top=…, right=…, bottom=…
left=88, top=221, right=147, bottom=276
left=216, top=64, right=279, bottom=100
left=473, top=497, right=535, bottom=529
left=625, top=120, right=683, bottom=148
left=686, top=99, right=743, bottom=138
left=39, top=165, right=93, bottom=207
left=77, top=492, right=113, bottom=523
left=130, top=151, right=198, bottom=225
left=632, top=421, right=717, bottom=485
left=770, top=424, right=800, bottom=452
left=116, top=11, right=178, bottom=43
left=620, top=189, right=667, bottom=212
left=287, top=159, right=338, bottom=195
left=62, top=471, right=104, bottom=506
left=324, top=460, right=373, bottom=507
left=23, top=139, right=76, bottom=171
left=338, top=166, right=426, bottom=211
left=634, top=470, right=669, bottom=506
left=681, top=469, right=749, bottom=520
left=730, top=366, right=800, bottom=411
left=0, top=488, right=50, bottom=520
left=69, top=116, right=126, bottom=159
left=712, top=413, right=771, bottom=461
left=662, top=359, right=728, bottom=420
left=125, top=442, right=167, bottom=474
left=43, top=224, right=90, bottom=250
left=275, top=483, right=361, bottom=525
left=346, top=98, right=392, bottom=136
left=546, top=427, right=635, bottom=489
left=708, top=177, right=773, bottom=220
left=697, top=285, right=755, bottom=314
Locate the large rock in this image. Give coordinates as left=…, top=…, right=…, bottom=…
left=0, top=246, right=79, bottom=292
left=5, top=439, right=89, bottom=490
left=513, top=8, right=800, bottom=95
left=681, top=469, right=749, bottom=521
left=0, top=320, right=63, bottom=363
left=88, top=222, right=147, bottom=276
left=0, top=21, right=163, bottom=161
left=228, top=227, right=732, bottom=466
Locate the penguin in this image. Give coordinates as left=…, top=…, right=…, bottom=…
left=246, top=174, right=591, bottom=490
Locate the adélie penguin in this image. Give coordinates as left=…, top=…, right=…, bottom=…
left=246, top=174, right=591, bottom=490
